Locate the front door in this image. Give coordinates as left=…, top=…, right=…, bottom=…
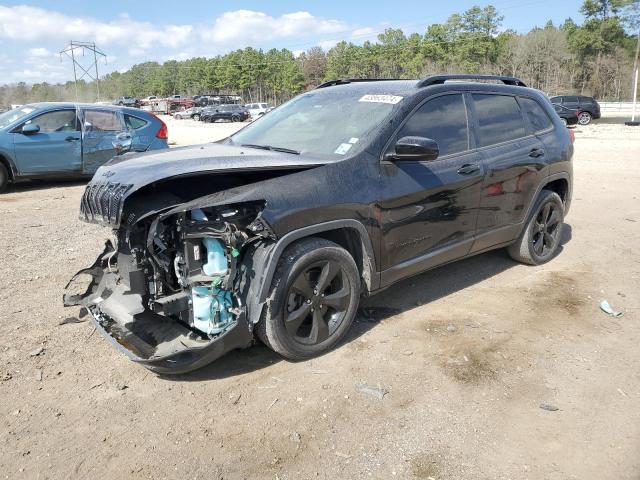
left=13, top=108, right=81, bottom=174
left=81, top=108, right=126, bottom=174
left=377, top=93, right=484, bottom=285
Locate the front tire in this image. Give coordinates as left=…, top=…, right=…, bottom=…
left=257, top=238, right=361, bottom=360
left=0, top=163, right=8, bottom=193
left=578, top=112, right=592, bottom=125
left=507, top=190, right=564, bottom=265
left=193, top=114, right=200, bottom=121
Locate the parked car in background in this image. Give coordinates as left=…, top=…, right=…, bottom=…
left=549, top=95, right=600, bottom=125
left=173, top=106, right=202, bottom=120
left=552, top=104, right=579, bottom=126
left=66, top=74, right=573, bottom=374
left=0, top=103, right=169, bottom=193
left=201, top=104, right=249, bottom=122
left=144, top=96, right=158, bottom=102
left=245, top=102, right=274, bottom=119
left=115, top=96, right=139, bottom=107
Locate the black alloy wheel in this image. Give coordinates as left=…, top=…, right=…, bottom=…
left=507, top=190, right=564, bottom=265
left=531, top=201, right=562, bottom=257
left=284, top=260, right=351, bottom=345
left=257, top=238, right=360, bottom=360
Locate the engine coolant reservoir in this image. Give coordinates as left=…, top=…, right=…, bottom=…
left=202, top=238, right=227, bottom=276
left=192, top=286, right=233, bottom=335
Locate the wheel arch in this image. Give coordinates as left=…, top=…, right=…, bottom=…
left=0, top=152, right=16, bottom=181
left=255, top=220, right=378, bottom=305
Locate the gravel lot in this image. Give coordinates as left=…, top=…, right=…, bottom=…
left=1, top=116, right=639, bottom=479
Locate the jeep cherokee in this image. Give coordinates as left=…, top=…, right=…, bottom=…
left=65, top=75, right=573, bottom=374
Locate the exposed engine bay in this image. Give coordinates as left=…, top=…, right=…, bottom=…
left=64, top=200, right=275, bottom=373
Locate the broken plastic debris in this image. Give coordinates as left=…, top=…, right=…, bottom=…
left=356, top=383, right=388, bottom=400
left=599, top=300, right=623, bottom=317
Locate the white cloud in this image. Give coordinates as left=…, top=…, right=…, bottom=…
left=28, top=47, right=53, bottom=58
left=0, top=5, right=375, bottom=84
left=0, top=5, right=350, bottom=53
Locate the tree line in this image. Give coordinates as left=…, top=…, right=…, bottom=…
left=2, top=0, right=639, bottom=107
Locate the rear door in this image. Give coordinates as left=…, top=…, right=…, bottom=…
left=470, top=93, right=547, bottom=252
left=81, top=108, right=127, bottom=174
left=563, top=96, right=580, bottom=110
left=123, top=113, right=152, bottom=152
left=12, top=108, right=81, bottom=174
left=378, top=93, right=484, bottom=280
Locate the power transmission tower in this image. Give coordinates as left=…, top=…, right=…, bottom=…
left=59, top=41, right=107, bottom=102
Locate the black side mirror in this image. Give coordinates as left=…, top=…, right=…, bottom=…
left=387, top=136, right=439, bottom=161
left=22, top=124, right=40, bottom=135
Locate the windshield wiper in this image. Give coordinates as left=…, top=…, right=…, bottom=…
left=241, top=144, right=300, bottom=155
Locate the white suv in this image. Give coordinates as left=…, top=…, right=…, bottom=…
left=245, top=102, right=273, bottom=119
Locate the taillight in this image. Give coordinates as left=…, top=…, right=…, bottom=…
left=148, top=112, right=168, bottom=140
left=156, top=121, right=168, bottom=140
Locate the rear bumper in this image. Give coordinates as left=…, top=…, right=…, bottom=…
left=63, top=243, right=253, bottom=374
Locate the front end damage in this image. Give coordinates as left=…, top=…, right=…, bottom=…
left=64, top=201, right=274, bottom=374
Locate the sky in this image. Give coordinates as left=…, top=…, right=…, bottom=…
left=0, top=0, right=585, bottom=85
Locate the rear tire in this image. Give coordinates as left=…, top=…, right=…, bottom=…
left=0, top=163, right=8, bottom=193
left=507, top=190, right=564, bottom=265
left=231, top=114, right=241, bottom=122
left=193, top=114, right=200, bottom=121
left=257, top=238, right=361, bottom=361
left=578, top=111, right=592, bottom=125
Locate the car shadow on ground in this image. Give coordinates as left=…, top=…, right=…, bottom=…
left=164, top=224, right=572, bottom=382
left=3, top=178, right=88, bottom=195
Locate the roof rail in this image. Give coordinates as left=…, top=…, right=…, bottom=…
left=417, top=74, right=527, bottom=88
left=315, top=78, right=400, bottom=89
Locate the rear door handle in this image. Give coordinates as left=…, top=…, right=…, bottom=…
left=529, top=148, right=545, bottom=158
left=65, top=136, right=80, bottom=142
left=457, top=163, right=480, bottom=175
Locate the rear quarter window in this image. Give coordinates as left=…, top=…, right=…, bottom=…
left=472, top=94, right=526, bottom=147
left=519, top=97, right=553, bottom=133
left=125, top=114, right=148, bottom=130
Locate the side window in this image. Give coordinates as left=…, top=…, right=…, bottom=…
left=549, top=96, right=561, bottom=104
left=519, top=97, right=553, bottom=132
left=27, top=110, right=78, bottom=132
left=472, top=94, right=526, bottom=147
left=397, top=94, right=469, bottom=157
left=124, top=114, right=148, bottom=130
left=84, top=110, right=123, bottom=132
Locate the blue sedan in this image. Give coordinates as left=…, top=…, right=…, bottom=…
left=0, top=103, right=169, bottom=192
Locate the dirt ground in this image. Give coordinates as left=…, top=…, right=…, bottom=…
left=1, top=115, right=639, bottom=480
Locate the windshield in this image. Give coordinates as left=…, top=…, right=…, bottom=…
left=231, top=90, right=401, bottom=160
left=0, top=106, right=36, bottom=129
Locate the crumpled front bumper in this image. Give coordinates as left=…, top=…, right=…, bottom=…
left=63, top=243, right=253, bottom=375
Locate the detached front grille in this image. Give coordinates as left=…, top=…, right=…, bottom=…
left=80, top=182, right=133, bottom=226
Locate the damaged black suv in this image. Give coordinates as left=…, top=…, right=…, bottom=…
left=65, top=75, right=573, bottom=374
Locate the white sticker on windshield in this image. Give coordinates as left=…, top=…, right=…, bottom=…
left=359, top=94, right=403, bottom=104
left=349, top=137, right=359, bottom=144
left=334, top=143, right=353, bottom=155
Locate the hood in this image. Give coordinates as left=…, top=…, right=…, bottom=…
left=80, top=142, right=328, bottom=227
left=97, top=142, right=328, bottom=187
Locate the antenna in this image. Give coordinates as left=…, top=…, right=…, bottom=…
left=59, top=41, right=107, bottom=102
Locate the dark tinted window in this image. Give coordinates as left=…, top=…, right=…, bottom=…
left=579, top=96, right=595, bottom=104
left=564, top=96, right=579, bottom=104
left=549, top=96, right=561, bottom=104
left=519, top=97, right=553, bottom=132
left=398, top=94, right=469, bottom=157
left=472, top=94, right=526, bottom=147
left=124, top=114, right=147, bottom=130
